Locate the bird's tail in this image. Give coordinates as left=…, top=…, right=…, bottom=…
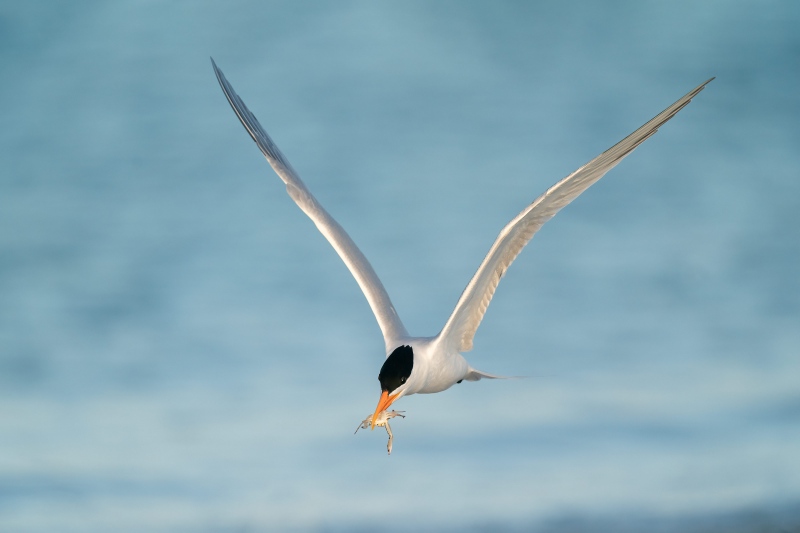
left=463, top=367, right=519, bottom=381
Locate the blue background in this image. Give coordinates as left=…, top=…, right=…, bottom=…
left=1, top=2, right=799, bottom=531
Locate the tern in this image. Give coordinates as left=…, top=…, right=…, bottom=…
left=212, top=58, right=712, bottom=439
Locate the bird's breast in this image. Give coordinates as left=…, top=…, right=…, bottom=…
left=412, top=345, right=470, bottom=394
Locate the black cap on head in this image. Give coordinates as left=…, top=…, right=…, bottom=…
left=379, top=345, right=413, bottom=393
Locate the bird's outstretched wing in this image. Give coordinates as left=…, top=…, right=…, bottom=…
left=212, top=58, right=409, bottom=349
left=438, top=78, right=714, bottom=352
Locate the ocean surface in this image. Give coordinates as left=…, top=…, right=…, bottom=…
left=1, top=2, right=799, bottom=532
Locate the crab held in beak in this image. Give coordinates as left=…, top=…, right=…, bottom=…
left=355, top=409, right=405, bottom=455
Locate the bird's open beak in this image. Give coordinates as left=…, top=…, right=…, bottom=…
left=371, top=390, right=400, bottom=430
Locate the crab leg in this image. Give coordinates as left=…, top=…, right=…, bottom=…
left=385, top=421, right=393, bottom=455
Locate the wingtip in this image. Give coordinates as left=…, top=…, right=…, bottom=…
left=686, top=77, right=714, bottom=101
left=210, top=57, right=227, bottom=87
left=697, top=77, right=715, bottom=92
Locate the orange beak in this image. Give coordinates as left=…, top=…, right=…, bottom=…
left=371, top=390, right=400, bottom=430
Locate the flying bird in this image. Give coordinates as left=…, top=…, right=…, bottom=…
left=212, top=58, right=712, bottom=450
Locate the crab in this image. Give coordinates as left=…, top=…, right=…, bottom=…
left=354, top=410, right=406, bottom=455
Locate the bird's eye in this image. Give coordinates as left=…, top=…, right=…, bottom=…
left=400, top=377, right=406, bottom=383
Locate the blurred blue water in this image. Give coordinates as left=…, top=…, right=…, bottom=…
left=1, top=2, right=799, bottom=532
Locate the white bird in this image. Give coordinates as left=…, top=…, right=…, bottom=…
left=212, top=58, right=712, bottom=435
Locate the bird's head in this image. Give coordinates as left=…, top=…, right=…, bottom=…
left=371, top=345, right=414, bottom=429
